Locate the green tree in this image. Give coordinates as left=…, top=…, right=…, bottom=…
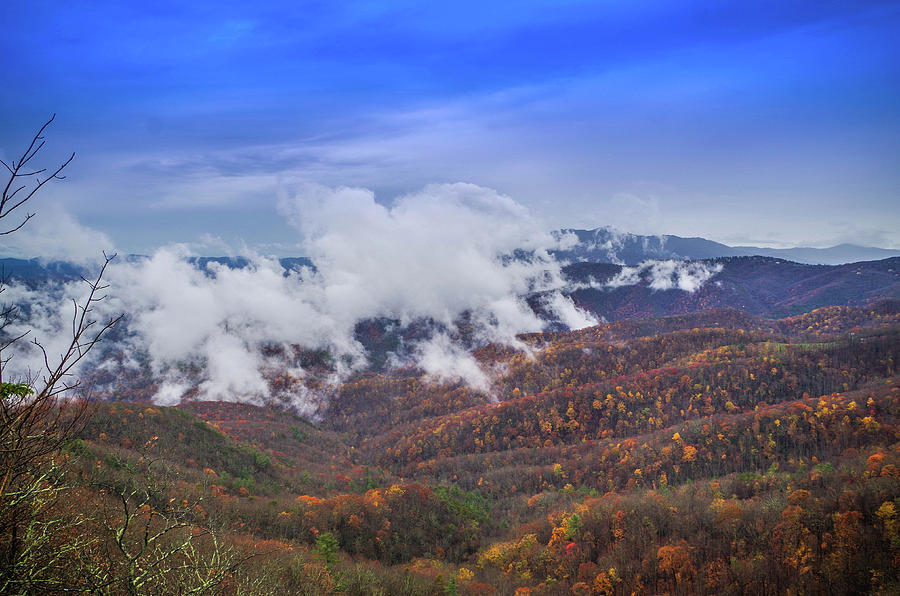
left=314, top=532, right=340, bottom=568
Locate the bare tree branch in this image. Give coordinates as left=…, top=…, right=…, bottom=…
left=0, top=114, right=75, bottom=236
left=0, top=116, right=123, bottom=591
left=23, top=253, right=123, bottom=403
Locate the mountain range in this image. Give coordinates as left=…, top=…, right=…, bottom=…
left=58, top=288, right=900, bottom=594
left=9, top=235, right=900, bottom=593
left=0, top=255, right=314, bottom=285
left=4, top=254, right=900, bottom=327
left=554, top=227, right=900, bottom=265
left=1, top=229, right=897, bottom=285
left=562, top=256, right=900, bottom=321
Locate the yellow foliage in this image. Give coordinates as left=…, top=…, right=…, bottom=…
left=386, top=484, right=406, bottom=498
left=682, top=445, right=698, bottom=462
left=876, top=501, right=897, bottom=522
left=593, top=572, right=614, bottom=595
left=296, top=495, right=323, bottom=506
left=862, top=416, right=880, bottom=432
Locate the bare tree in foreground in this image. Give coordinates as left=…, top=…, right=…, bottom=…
left=0, top=117, right=246, bottom=594
left=0, top=114, right=74, bottom=237
left=0, top=115, right=121, bottom=591
left=87, top=442, right=246, bottom=595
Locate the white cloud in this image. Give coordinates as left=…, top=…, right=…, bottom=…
left=1, top=203, right=115, bottom=265
left=4, top=183, right=599, bottom=409
left=542, top=292, right=600, bottom=329
left=605, top=260, right=723, bottom=292
left=2, top=185, right=730, bottom=411
left=277, top=181, right=577, bottom=332
left=415, top=333, right=491, bottom=393
left=0, top=279, right=105, bottom=386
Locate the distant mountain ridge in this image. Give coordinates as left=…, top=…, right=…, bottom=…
left=0, top=258, right=90, bottom=283
left=730, top=243, right=900, bottom=265
left=0, top=256, right=314, bottom=285
left=554, top=227, right=900, bottom=265
left=2, top=229, right=896, bottom=282
left=563, top=255, right=900, bottom=321
left=4, top=252, right=900, bottom=323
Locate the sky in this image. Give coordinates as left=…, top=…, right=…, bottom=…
left=1, top=0, right=899, bottom=256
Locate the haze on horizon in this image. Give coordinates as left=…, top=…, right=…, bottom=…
left=1, top=0, right=899, bottom=258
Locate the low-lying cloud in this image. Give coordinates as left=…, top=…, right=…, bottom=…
left=3, top=185, right=725, bottom=412
left=605, top=260, right=724, bottom=292
left=3, top=183, right=598, bottom=411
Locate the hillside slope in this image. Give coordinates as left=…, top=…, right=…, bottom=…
left=565, top=257, right=900, bottom=320
left=17, top=302, right=900, bottom=594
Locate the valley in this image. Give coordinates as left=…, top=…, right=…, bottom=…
left=31, top=296, right=900, bottom=594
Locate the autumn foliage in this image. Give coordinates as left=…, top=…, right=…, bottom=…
left=10, top=301, right=900, bottom=593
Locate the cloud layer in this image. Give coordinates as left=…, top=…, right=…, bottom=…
left=2, top=203, right=116, bottom=265
left=3, top=184, right=602, bottom=410
left=605, top=260, right=724, bottom=292
left=3, top=184, right=729, bottom=413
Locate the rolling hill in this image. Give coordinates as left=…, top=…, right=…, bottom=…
left=565, top=256, right=900, bottom=321
left=7, top=250, right=900, bottom=594
left=24, top=300, right=894, bottom=594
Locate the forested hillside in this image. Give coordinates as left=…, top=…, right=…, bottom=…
left=7, top=300, right=899, bottom=594
left=564, top=257, right=900, bottom=320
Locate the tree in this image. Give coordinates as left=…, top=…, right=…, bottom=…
left=0, top=114, right=74, bottom=236
left=86, top=447, right=244, bottom=595
left=0, top=115, right=121, bottom=591
left=0, top=116, right=248, bottom=594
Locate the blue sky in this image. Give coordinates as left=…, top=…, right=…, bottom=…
left=1, top=0, right=899, bottom=255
